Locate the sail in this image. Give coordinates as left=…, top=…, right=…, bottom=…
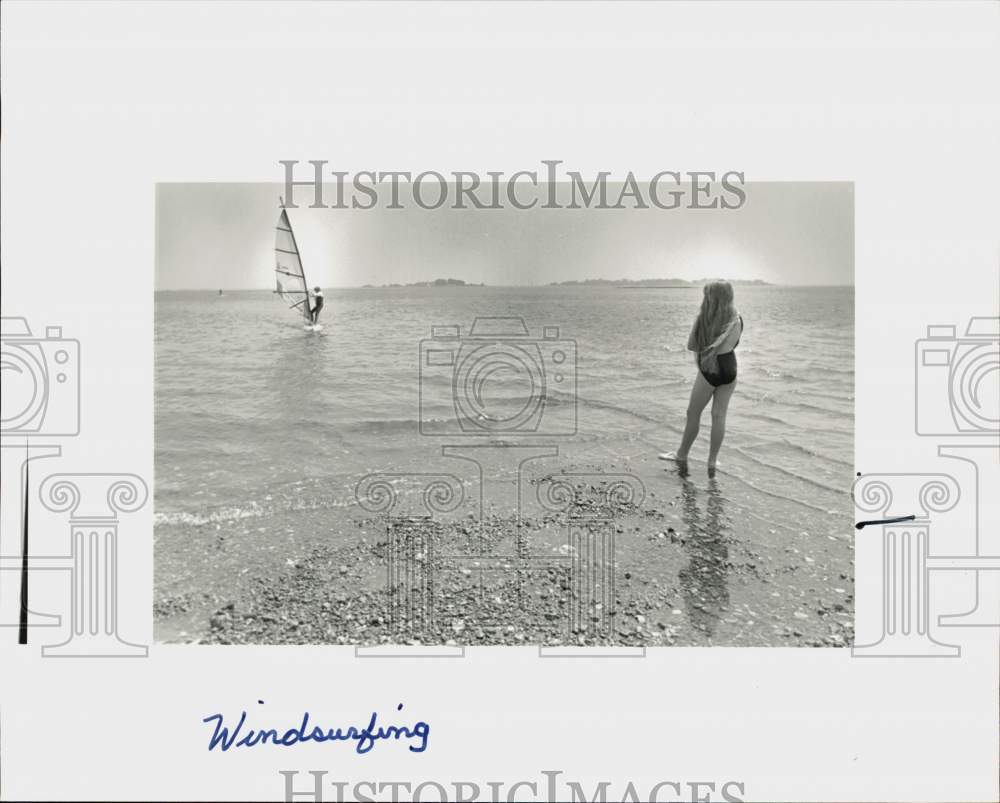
left=274, top=206, right=311, bottom=322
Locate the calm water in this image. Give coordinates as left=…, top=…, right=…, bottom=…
left=155, top=286, right=853, bottom=524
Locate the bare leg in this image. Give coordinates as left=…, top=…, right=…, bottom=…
left=676, top=373, right=715, bottom=462
left=707, top=379, right=737, bottom=476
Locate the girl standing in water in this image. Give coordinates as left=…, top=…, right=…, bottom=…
left=661, top=281, right=744, bottom=478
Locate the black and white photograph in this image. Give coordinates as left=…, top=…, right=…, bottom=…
left=154, top=179, right=854, bottom=647
left=5, top=3, right=997, bottom=801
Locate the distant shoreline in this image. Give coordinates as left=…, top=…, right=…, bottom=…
left=157, top=283, right=858, bottom=292
left=549, top=278, right=772, bottom=287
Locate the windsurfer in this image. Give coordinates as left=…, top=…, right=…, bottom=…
left=310, top=287, right=324, bottom=323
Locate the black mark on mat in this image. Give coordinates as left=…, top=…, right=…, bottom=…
left=855, top=515, right=916, bottom=530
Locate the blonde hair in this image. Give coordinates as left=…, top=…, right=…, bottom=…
left=691, top=281, right=738, bottom=373
left=693, top=281, right=736, bottom=351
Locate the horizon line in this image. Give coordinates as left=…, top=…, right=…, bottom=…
left=156, top=282, right=855, bottom=291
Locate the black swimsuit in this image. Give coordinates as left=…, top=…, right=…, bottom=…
left=698, top=316, right=743, bottom=388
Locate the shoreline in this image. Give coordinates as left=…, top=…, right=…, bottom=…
left=155, top=457, right=855, bottom=648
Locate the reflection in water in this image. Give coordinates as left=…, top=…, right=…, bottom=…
left=677, top=478, right=730, bottom=637
left=266, top=328, right=332, bottom=424
left=254, top=328, right=350, bottom=479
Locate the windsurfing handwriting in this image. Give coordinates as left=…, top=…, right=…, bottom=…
left=202, top=701, right=429, bottom=754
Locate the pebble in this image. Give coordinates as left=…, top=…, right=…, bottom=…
left=192, top=479, right=854, bottom=649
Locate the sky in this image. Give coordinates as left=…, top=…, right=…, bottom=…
left=155, top=181, right=853, bottom=289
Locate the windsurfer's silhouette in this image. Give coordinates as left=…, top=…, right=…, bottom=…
left=310, top=286, right=324, bottom=323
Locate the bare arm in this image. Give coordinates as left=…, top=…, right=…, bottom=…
left=718, top=317, right=743, bottom=353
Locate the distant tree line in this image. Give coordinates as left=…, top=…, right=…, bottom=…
left=361, top=278, right=487, bottom=288
left=548, top=278, right=772, bottom=286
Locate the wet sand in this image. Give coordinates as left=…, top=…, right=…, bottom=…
left=155, top=451, right=854, bottom=648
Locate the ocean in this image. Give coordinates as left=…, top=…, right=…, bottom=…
left=155, top=285, right=854, bottom=645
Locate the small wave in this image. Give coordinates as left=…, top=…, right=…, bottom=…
left=722, top=470, right=832, bottom=514
left=154, top=493, right=354, bottom=528
left=154, top=503, right=267, bottom=527
left=739, top=409, right=792, bottom=426
left=573, top=393, right=666, bottom=427
left=736, top=411, right=851, bottom=438
left=347, top=417, right=430, bottom=434
left=730, top=445, right=848, bottom=495
left=770, top=397, right=853, bottom=419
left=752, top=364, right=854, bottom=382
left=807, top=364, right=854, bottom=377
left=403, top=390, right=669, bottom=430
left=779, top=437, right=854, bottom=468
